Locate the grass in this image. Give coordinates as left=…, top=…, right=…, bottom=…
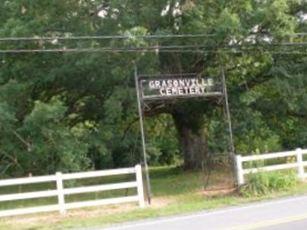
left=0, top=165, right=307, bottom=230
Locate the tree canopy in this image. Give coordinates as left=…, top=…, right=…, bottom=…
left=0, top=0, right=306, bottom=176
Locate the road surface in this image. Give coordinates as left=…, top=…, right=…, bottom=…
left=100, top=195, right=307, bottom=230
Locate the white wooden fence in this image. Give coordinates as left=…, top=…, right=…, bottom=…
left=0, top=165, right=145, bottom=218
left=236, top=148, right=307, bottom=185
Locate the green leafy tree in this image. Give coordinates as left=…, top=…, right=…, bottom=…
left=0, top=0, right=306, bottom=176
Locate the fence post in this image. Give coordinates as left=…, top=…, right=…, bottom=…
left=56, top=172, right=66, bottom=214
left=135, top=165, right=145, bottom=208
left=235, top=155, right=244, bottom=185
left=296, top=148, right=304, bottom=180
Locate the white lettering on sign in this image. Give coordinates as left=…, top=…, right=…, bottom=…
left=149, top=81, right=155, bottom=89
left=147, top=78, right=215, bottom=97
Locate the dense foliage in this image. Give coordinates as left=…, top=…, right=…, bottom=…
left=0, top=0, right=306, bottom=176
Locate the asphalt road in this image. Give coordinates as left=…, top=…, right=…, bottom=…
left=261, top=219, right=307, bottom=230
left=101, top=195, right=307, bottom=230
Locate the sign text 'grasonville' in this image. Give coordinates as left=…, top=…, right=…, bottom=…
left=147, top=78, right=214, bottom=96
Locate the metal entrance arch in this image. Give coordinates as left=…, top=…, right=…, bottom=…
left=134, top=66, right=236, bottom=204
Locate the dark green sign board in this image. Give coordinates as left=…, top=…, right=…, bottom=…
left=139, top=74, right=223, bottom=100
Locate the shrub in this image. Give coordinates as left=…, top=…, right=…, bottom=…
left=240, top=171, right=298, bottom=197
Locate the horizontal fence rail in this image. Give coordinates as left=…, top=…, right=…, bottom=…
left=236, top=148, right=307, bottom=185
left=0, top=165, right=145, bottom=218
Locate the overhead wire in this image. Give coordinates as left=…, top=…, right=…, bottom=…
left=0, top=32, right=306, bottom=42
left=0, top=31, right=306, bottom=54
left=0, top=33, right=217, bottom=42
left=0, top=35, right=307, bottom=54
left=0, top=49, right=306, bottom=55
left=0, top=45, right=208, bottom=53
left=0, top=43, right=307, bottom=54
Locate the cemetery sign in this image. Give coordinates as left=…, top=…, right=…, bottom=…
left=139, top=74, right=223, bottom=100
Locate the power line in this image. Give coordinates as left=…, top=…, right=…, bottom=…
left=0, top=45, right=206, bottom=53
left=0, top=39, right=307, bottom=54
left=0, top=32, right=307, bottom=42
left=1, top=32, right=307, bottom=54
left=0, top=34, right=217, bottom=42
left=1, top=41, right=307, bottom=54
left=0, top=47, right=306, bottom=55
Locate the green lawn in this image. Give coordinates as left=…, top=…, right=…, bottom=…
left=0, top=166, right=307, bottom=230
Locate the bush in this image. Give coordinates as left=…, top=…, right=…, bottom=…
left=240, top=171, right=298, bottom=197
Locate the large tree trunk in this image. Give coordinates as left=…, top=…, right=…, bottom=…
left=158, top=51, right=209, bottom=170
left=172, top=110, right=208, bottom=170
